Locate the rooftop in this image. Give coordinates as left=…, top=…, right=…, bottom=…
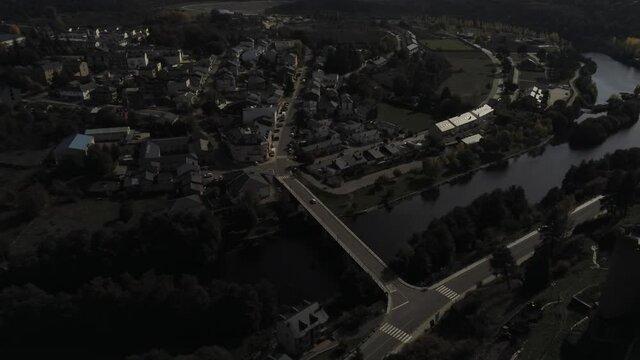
left=449, top=112, right=477, bottom=127
left=282, top=302, right=329, bottom=339
left=435, top=120, right=455, bottom=133
left=461, top=134, right=483, bottom=145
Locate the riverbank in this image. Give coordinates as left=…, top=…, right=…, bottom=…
left=344, top=52, right=640, bottom=262
left=303, top=136, right=553, bottom=218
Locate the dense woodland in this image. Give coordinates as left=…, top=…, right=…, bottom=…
left=0, top=206, right=382, bottom=359
left=391, top=186, right=534, bottom=284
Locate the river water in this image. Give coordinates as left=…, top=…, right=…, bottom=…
left=346, top=52, right=640, bottom=261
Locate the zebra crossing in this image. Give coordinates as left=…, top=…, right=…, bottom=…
left=434, top=285, right=459, bottom=301
left=380, top=323, right=413, bottom=343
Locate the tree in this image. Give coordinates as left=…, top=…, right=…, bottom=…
left=18, top=184, right=49, bottom=219
left=85, top=146, right=113, bottom=177
left=522, top=244, right=551, bottom=295
left=119, top=202, right=134, bottom=223
left=422, top=158, right=441, bottom=179
left=490, top=245, right=516, bottom=289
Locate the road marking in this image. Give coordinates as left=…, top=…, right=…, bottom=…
left=390, top=300, right=409, bottom=311
left=276, top=175, right=290, bottom=181
left=435, top=285, right=459, bottom=301
left=379, top=323, right=413, bottom=343
left=386, top=283, right=397, bottom=293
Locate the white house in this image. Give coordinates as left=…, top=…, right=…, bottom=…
left=276, top=302, right=329, bottom=356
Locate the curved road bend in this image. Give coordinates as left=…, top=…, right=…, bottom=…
left=275, top=174, right=605, bottom=360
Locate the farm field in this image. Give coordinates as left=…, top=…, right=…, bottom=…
left=438, top=51, right=495, bottom=105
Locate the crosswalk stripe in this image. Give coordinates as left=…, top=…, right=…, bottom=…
left=380, top=323, right=413, bottom=343
left=436, top=285, right=459, bottom=301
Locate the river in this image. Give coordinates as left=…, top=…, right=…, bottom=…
left=346, top=52, right=640, bottom=261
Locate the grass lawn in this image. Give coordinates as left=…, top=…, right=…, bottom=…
left=516, top=259, right=608, bottom=360
left=376, top=102, right=433, bottom=132
left=438, top=51, right=495, bottom=105
left=177, top=1, right=284, bottom=15
left=422, top=38, right=474, bottom=52
left=518, top=70, right=546, bottom=88
left=6, top=197, right=168, bottom=255
left=304, top=171, right=432, bottom=217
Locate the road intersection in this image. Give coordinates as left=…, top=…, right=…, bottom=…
left=276, top=173, right=604, bottom=360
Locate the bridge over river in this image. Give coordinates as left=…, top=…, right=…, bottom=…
left=276, top=175, right=604, bottom=360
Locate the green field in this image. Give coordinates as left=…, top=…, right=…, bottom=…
left=422, top=38, right=474, bottom=52
left=439, top=51, right=495, bottom=105
left=518, top=70, right=546, bottom=88
left=376, top=103, right=433, bottom=132
left=179, top=0, right=284, bottom=15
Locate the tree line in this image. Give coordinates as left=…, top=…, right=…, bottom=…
left=391, top=186, right=533, bottom=284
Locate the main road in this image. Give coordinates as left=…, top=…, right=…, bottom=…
left=275, top=174, right=605, bottom=360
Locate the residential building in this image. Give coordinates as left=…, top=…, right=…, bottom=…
left=85, top=127, right=132, bottom=143
left=169, top=194, right=205, bottom=215
left=35, top=61, right=63, bottom=84
left=448, top=112, right=478, bottom=132
left=0, top=33, right=26, bottom=48
left=276, top=302, right=329, bottom=356
left=138, top=136, right=213, bottom=171
left=433, top=119, right=456, bottom=136
left=215, top=69, right=236, bottom=92
left=364, top=148, right=385, bottom=163
left=223, top=170, right=272, bottom=204
left=59, top=80, right=95, bottom=101
left=300, top=137, right=341, bottom=157
left=471, top=104, right=494, bottom=121
left=350, top=129, right=380, bottom=145
left=224, top=126, right=272, bottom=162
left=54, top=134, right=95, bottom=164
left=91, top=85, right=117, bottom=105
left=335, top=120, right=364, bottom=136
left=461, top=134, right=483, bottom=145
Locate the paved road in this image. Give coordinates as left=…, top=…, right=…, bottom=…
left=567, top=63, right=584, bottom=106
left=275, top=173, right=605, bottom=360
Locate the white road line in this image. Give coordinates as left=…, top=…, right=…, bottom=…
left=436, top=285, right=459, bottom=301
left=380, top=323, right=413, bottom=343
left=390, top=300, right=409, bottom=311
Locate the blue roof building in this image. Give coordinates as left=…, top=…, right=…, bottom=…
left=54, top=133, right=95, bottom=164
